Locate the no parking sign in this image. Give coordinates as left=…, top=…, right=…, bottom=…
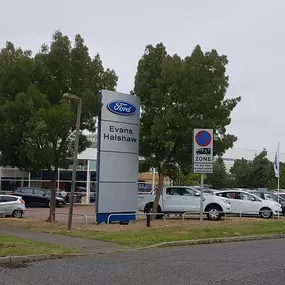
left=193, top=129, right=213, bottom=174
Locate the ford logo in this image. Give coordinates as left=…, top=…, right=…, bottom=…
left=107, top=101, right=136, bottom=116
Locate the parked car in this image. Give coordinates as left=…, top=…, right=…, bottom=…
left=215, top=190, right=282, bottom=219
left=0, top=195, right=26, bottom=218
left=273, top=191, right=285, bottom=201
left=64, top=187, right=96, bottom=204
left=188, top=186, right=216, bottom=194
left=137, top=186, right=232, bottom=221
left=247, top=190, right=285, bottom=215
left=12, top=187, right=65, bottom=207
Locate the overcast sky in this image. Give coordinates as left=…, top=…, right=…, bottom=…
left=0, top=0, right=284, bottom=155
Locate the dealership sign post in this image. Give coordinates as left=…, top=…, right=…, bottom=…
left=96, top=90, right=140, bottom=223
left=193, top=129, right=213, bottom=227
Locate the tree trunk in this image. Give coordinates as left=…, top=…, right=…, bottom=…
left=46, top=169, right=57, bottom=222
left=151, top=171, right=164, bottom=221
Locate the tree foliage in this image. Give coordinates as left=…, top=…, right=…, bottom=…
left=267, top=162, right=285, bottom=190
left=134, top=43, right=241, bottom=215
left=206, top=157, right=228, bottom=189
left=172, top=169, right=200, bottom=186
left=0, top=31, right=118, bottom=221
left=250, top=149, right=272, bottom=188
left=230, top=158, right=253, bottom=188
left=230, top=149, right=278, bottom=189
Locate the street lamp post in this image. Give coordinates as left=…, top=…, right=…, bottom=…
left=63, top=93, right=82, bottom=231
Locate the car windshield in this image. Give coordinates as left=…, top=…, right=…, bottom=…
left=277, top=194, right=285, bottom=202
left=263, top=193, right=278, bottom=202
left=38, top=188, right=51, bottom=196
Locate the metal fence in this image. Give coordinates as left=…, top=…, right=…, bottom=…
left=53, top=212, right=88, bottom=226
left=24, top=209, right=43, bottom=220
left=181, top=210, right=281, bottom=221
left=1, top=207, right=282, bottom=226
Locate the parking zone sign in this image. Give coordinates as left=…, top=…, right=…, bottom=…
left=193, top=129, right=213, bottom=174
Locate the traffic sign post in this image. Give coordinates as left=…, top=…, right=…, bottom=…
left=193, top=129, right=214, bottom=228
left=193, top=129, right=213, bottom=173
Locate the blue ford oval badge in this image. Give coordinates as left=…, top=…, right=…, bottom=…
left=107, top=101, right=136, bottom=116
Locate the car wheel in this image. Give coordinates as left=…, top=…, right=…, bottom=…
left=207, top=206, right=222, bottom=221
left=260, top=207, right=272, bottom=219
left=12, top=210, right=23, bottom=218
left=145, top=203, right=163, bottom=219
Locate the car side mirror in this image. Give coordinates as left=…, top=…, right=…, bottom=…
left=251, top=198, right=256, bottom=201
left=43, top=193, right=46, bottom=196
left=194, top=193, right=200, bottom=197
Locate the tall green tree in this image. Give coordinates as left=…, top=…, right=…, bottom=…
left=206, top=157, right=228, bottom=189
left=0, top=31, right=118, bottom=221
left=251, top=149, right=272, bottom=188
left=230, top=149, right=274, bottom=189
left=230, top=158, right=253, bottom=188
left=267, top=161, right=285, bottom=190
left=134, top=43, right=241, bottom=216
left=0, top=42, right=34, bottom=104
left=169, top=167, right=200, bottom=186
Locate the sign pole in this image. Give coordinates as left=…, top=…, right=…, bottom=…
left=152, top=168, right=155, bottom=191
left=277, top=142, right=280, bottom=219
left=200, top=174, right=204, bottom=227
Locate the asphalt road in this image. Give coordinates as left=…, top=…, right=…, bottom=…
left=1, top=239, right=285, bottom=285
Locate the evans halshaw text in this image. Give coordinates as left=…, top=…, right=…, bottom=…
left=103, top=125, right=137, bottom=143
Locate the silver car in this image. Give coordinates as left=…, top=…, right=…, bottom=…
left=0, top=195, right=26, bottom=218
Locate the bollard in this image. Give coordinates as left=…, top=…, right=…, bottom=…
left=146, top=213, right=151, bottom=227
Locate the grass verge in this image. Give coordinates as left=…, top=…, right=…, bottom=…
left=0, top=235, right=76, bottom=257
left=1, top=218, right=285, bottom=247
left=63, top=220, right=285, bottom=247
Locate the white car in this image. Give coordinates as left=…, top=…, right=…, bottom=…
left=0, top=195, right=26, bottom=218
left=215, top=190, right=282, bottom=219
left=138, top=186, right=232, bottom=221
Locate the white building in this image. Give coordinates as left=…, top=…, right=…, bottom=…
left=0, top=133, right=98, bottom=204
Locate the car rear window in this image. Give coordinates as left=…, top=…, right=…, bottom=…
left=1, top=196, right=18, bottom=202
left=21, top=188, right=33, bottom=194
